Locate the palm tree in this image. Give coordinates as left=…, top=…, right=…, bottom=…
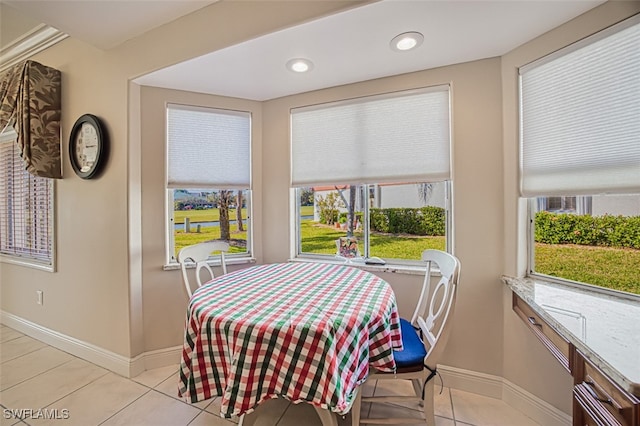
left=417, top=183, right=433, bottom=205
left=236, top=190, right=244, bottom=232
left=218, top=190, right=232, bottom=241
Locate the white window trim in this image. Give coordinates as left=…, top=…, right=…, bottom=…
left=164, top=188, right=255, bottom=268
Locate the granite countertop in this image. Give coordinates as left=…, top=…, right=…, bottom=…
left=503, top=276, right=640, bottom=398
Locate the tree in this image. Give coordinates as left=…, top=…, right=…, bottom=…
left=218, top=190, right=232, bottom=240
left=236, top=190, right=244, bottom=232
left=417, top=183, right=433, bottom=205
left=316, top=192, right=343, bottom=225
left=300, top=188, right=314, bottom=206
left=335, top=185, right=357, bottom=237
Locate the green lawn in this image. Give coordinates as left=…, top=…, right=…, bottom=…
left=299, top=221, right=445, bottom=260
left=535, top=243, right=640, bottom=295
left=173, top=216, right=640, bottom=295
left=174, top=225, right=247, bottom=256
left=300, top=206, right=314, bottom=216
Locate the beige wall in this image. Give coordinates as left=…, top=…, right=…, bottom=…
left=500, top=0, right=640, bottom=414
left=1, top=0, right=638, bottom=417
left=0, top=1, right=362, bottom=358
left=261, top=58, right=506, bottom=379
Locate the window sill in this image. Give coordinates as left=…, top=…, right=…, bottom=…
left=163, top=257, right=256, bottom=271
left=503, top=275, right=640, bottom=398
left=0, top=255, right=54, bottom=272
left=289, top=256, right=428, bottom=276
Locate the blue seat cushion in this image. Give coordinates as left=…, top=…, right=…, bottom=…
left=393, top=318, right=427, bottom=369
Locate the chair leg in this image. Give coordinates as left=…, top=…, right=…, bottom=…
left=412, top=378, right=423, bottom=407
left=350, top=386, right=362, bottom=425
left=422, top=378, right=436, bottom=426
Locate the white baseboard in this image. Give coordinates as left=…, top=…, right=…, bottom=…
left=439, top=364, right=571, bottom=426
left=438, top=364, right=503, bottom=399
left=502, top=379, right=571, bottom=426
left=1, top=311, right=181, bottom=378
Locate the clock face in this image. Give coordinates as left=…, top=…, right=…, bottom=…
left=74, top=123, right=99, bottom=172
left=69, top=114, right=106, bottom=179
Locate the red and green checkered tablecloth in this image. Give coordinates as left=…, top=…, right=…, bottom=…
left=178, top=262, right=402, bottom=419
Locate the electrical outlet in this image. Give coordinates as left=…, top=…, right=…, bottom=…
left=36, top=290, right=43, bottom=305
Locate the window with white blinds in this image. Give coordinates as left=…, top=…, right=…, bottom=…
left=0, top=131, right=53, bottom=266
left=519, top=15, right=640, bottom=197
left=291, top=86, right=451, bottom=187
left=167, top=104, right=251, bottom=189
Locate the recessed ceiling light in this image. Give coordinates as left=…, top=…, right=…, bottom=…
left=390, top=32, right=424, bottom=52
left=286, top=58, right=314, bottom=73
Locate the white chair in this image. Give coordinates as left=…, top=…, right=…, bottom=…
left=350, top=249, right=461, bottom=426
left=178, top=241, right=230, bottom=298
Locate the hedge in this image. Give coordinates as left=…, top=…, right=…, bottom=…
left=535, top=211, right=640, bottom=249
left=369, top=207, right=445, bottom=236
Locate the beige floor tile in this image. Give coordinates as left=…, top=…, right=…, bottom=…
left=0, top=346, right=74, bottom=390
left=0, top=336, right=47, bottom=363
left=0, top=327, right=24, bottom=343
left=433, top=386, right=454, bottom=419
left=367, top=379, right=454, bottom=420
left=203, top=398, right=240, bottom=424
left=239, top=397, right=290, bottom=426
left=155, top=374, right=211, bottom=409
left=435, top=416, right=455, bottom=426
left=0, top=407, right=26, bottom=426
left=0, top=357, right=108, bottom=409
left=189, top=410, right=238, bottom=426
left=131, top=364, right=178, bottom=388
left=28, top=372, right=149, bottom=426
left=366, top=399, right=425, bottom=424
left=451, top=389, right=540, bottom=426
left=100, top=390, right=200, bottom=426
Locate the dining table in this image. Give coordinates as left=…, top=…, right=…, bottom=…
left=178, top=261, right=402, bottom=425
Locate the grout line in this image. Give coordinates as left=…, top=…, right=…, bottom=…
left=449, top=386, right=457, bottom=423
left=96, top=388, right=153, bottom=425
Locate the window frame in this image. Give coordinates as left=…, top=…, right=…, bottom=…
left=519, top=15, right=640, bottom=298
left=292, top=181, right=452, bottom=267
left=165, top=188, right=253, bottom=266
left=0, top=129, right=56, bottom=272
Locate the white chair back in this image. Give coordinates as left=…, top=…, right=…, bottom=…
left=177, top=241, right=229, bottom=298
left=411, top=249, right=461, bottom=361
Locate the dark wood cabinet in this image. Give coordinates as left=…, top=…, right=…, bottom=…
left=512, top=293, right=639, bottom=426
left=573, top=351, right=639, bottom=426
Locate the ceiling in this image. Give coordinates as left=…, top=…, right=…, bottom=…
left=3, top=0, right=605, bottom=101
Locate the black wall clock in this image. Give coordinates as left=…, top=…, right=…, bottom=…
left=69, top=114, right=107, bottom=179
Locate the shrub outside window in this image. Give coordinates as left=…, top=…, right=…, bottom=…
left=530, top=194, right=640, bottom=296
left=296, top=182, right=449, bottom=263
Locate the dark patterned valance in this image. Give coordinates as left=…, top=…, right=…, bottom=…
left=0, top=60, right=62, bottom=179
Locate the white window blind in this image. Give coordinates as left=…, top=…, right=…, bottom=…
left=167, top=104, right=251, bottom=189
left=291, top=86, right=451, bottom=187
left=520, top=16, right=640, bottom=197
left=0, top=132, right=53, bottom=264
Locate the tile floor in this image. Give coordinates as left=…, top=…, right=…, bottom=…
left=0, top=325, right=540, bottom=426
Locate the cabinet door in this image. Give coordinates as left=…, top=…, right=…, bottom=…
left=573, top=351, right=639, bottom=426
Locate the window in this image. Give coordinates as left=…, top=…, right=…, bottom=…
left=520, top=16, right=640, bottom=296
left=291, top=86, right=452, bottom=264
left=0, top=129, right=54, bottom=269
left=166, top=104, right=252, bottom=264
